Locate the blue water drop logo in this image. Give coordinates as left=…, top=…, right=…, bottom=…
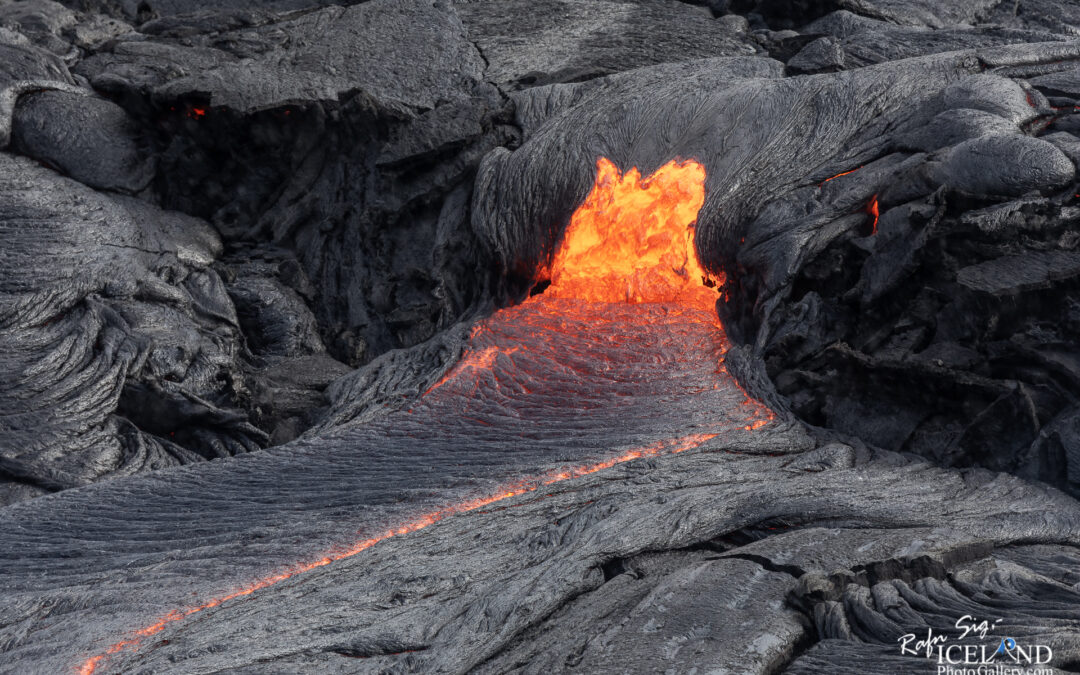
left=995, top=637, right=1017, bottom=655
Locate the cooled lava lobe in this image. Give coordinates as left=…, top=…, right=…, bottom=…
left=5, top=0, right=1080, bottom=674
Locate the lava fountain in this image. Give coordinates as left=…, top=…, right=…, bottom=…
left=76, top=157, right=772, bottom=674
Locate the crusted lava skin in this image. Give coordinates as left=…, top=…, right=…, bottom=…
left=4, top=1, right=1080, bottom=674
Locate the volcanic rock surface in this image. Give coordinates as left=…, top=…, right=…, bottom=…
left=4, top=0, right=1080, bottom=674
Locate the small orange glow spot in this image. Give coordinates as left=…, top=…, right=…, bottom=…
left=546, top=158, right=720, bottom=311
left=818, top=166, right=863, bottom=187
left=78, top=657, right=103, bottom=675
left=188, top=107, right=206, bottom=119
left=867, top=195, right=880, bottom=234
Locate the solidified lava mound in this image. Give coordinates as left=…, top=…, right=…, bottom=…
left=5, top=1, right=1080, bottom=674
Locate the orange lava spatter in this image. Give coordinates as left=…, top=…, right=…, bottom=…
left=546, top=157, right=720, bottom=311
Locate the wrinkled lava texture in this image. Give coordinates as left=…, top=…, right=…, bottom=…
left=6, top=0, right=1080, bottom=674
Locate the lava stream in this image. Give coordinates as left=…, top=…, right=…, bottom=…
left=77, top=156, right=775, bottom=674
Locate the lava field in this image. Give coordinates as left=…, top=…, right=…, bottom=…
left=5, top=0, right=1080, bottom=674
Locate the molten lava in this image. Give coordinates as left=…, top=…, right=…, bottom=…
left=75, top=155, right=776, bottom=674
left=818, top=165, right=863, bottom=186
left=546, top=157, right=720, bottom=311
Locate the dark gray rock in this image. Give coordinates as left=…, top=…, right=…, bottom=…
left=0, top=27, right=72, bottom=84
left=1043, top=130, right=1080, bottom=168
left=456, top=0, right=762, bottom=87
left=54, top=0, right=338, bottom=22
left=958, top=250, right=1080, bottom=295
left=843, top=0, right=1001, bottom=28
left=0, top=18, right=88, bottom=150
left=227, top=274, right=324, bottom=358
left=85, top=0, right=486, bottom=114
left=0, top=0, right=79, bottom=60
left=788, top=35, right=846, bottom=73
left=804, top=10, right=1073, bottom=69
left=788, top=541, right=1080, bottom=673
left=1030, top=65, right=1080, bottom=98
left=11, top=89, right=154, bottom=192
left=933, top=134, right=1074, bottom=197
left=898, top=108, right=1019, bottom=153
left=940, top=74, right=1036, bottom=125
left=476, top=554, right=809, bottom=674
left=0, top=152, right=263, bottom=502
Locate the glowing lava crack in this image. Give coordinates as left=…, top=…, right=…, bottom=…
left=76, top=157, right=774, bottom=673
left=77, top=434, right=717, bottom=675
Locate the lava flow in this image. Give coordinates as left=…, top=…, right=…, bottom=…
left=546, top=157, right=721, bottom=310
left=77, top=156, right=773, bottom=674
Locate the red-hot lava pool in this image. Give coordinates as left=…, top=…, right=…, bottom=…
left=70, top=157, right=773, bottom=674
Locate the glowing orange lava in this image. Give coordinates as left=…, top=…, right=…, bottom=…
left=546, top=157, right=720, bottom=311
left=818, top=165, right=863, bottom=187
left=867, top=194, right=880, bottom=234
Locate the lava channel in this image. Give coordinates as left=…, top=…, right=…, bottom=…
left=76, top=156, right=774, bottom=674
